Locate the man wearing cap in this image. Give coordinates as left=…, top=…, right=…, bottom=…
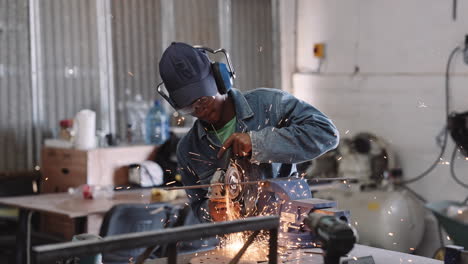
left=159, top=42, right=339, bottom=222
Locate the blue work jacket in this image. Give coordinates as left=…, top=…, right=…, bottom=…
left=176, top=88, right=339, bottom=222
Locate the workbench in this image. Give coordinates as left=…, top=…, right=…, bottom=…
left=0, top=189, right=186, bottom=264
left=145, top=244, right=442, bottom=264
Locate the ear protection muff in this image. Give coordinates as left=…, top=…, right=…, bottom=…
left=211, top=62, right=232, bottom=94
left=193, top=46, right=236, bottom=94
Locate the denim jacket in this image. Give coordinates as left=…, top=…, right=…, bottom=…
left=176, top=88, right=339, bottom=222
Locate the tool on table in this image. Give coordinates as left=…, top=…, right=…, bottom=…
left=259, top=177, right=350, bottom=248
left=304, top=213, right=357, bottom=264
left=164, top=147, right=352, bottom=248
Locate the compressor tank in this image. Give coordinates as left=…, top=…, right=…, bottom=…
left=314, top=187, right=425, bottom=253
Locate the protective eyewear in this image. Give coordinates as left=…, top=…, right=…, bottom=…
left=178, top=96, right=215, bottom=115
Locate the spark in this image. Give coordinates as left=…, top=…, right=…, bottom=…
left=337, top=156, right=342, bottom=161
left=345, top=130, right=350, bottom=134
left=388, top=232, right=394, bottom=236
left=190, top=157, right=213, bottom=165
left=447, top=236, right=451, bottom=240
left=128, top=71, right=134, bottom=77
left=189, top=152, right=201, bottom=156
left=418, top=101, right=427, bottom=108
left=166, top=181, right=176, bottom=185
left=45, top=177, right=48, bottom=181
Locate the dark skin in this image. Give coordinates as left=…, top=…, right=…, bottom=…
left=189, top=92, right=252, bottom=221
left=190, top=93, right=252, bottom=159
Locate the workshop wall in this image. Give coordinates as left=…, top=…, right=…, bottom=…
left=0, top=0, right=280, bottom=172
left=293, top=0, right=468, bottom=203
left=38, top=0, right=101, bottom=141
left=112, top=0, right=163, bottom=143
left=0, top=0, right=34, bottom=171
left=231, top=0, right=276, bottom=91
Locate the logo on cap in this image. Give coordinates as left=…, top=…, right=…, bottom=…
left=172, top=56, right=196, bottom=80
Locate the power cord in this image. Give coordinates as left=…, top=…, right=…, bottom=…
left=450, top=146, right=468, bottom=188
left=399, top=46, right=461, bottom=185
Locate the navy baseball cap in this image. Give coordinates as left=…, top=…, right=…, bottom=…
left=159, top=42, right=218, bottom=109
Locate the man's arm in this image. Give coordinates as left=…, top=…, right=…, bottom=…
left=176, top=149, right=212, bottom=222
left=249, top=90, right=339, bottom=164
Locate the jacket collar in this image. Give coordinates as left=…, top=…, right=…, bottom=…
left=196, top=88, right=254, bottom=139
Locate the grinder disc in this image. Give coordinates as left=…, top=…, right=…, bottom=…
left=224, top=164, right=243, bottom=200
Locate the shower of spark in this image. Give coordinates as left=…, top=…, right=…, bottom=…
left=217, top=191, right=270, bottom=261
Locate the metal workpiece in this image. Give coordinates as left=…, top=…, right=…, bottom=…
left=32, top=215, right=280, bottom=264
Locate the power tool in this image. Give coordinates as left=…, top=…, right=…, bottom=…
left=168, top=156, right=352, bottom=248
left=448, top=111, right=468, bottom=157
left=206, top=158, right=351, bottom=248
left=304, top=212, right=357, bottom=264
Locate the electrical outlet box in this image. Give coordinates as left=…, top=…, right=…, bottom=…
left=314, top=43, right=325, bottom=58
left=464, top=35, right=468, bottom=65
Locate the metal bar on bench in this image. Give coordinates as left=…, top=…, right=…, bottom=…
left=32, top=215, right=279, bottom=264
left=268, top=227, right=278, bottom=264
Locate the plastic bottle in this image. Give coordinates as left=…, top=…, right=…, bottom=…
left=145, top=100, right=169, bottom=145
left=125, top=94, right=149, bottom=144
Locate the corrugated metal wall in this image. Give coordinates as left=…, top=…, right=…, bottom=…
left=173, top=0, right=220, bottom=48
left=111, top=0, right=162, bottom=141
left=0, top=0, right=34, bottom=171
left=0, top=0, right=279, bottom=172
left=39, top=0, right=101, bottom=139
left=231, top=0, right=274, bottom=91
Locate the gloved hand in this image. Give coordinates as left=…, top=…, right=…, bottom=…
left=208, top=200, right=241, bottom=222
left=217, top=132, right=252, bottom=158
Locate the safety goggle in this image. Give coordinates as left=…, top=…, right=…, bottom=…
left=156, top=82, right=215, bottom=115
left=178, top=96, right=215, bottom=115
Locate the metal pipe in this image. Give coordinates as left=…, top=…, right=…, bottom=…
left=32, top=216, right=279, bottom=263
left=163, top=177, right=358, bottom=191
left=268, top=228, right=278, bottom=264
left=167, top=243, right=177, bottom=264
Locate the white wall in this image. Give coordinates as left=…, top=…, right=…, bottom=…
left=293, top=0, right=468, bottom=203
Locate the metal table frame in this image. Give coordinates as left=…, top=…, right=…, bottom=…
left=32, top=215, right=280, bottom=264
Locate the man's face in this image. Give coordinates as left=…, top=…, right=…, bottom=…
left=180, top=93, right=224, bottom=124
